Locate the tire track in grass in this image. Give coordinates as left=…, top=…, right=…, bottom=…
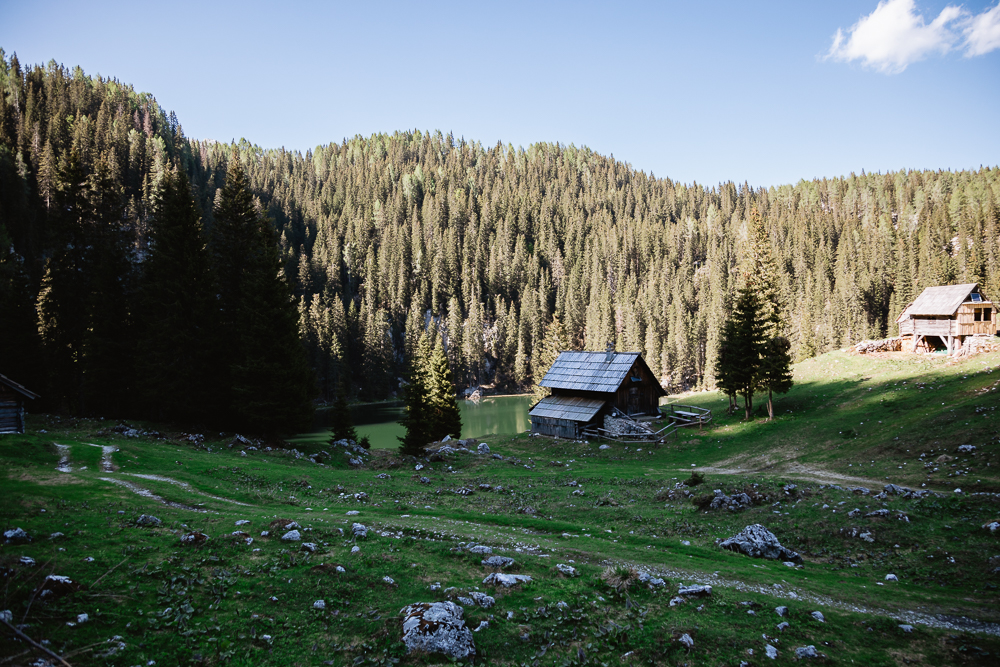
left=98, top=476, right=209, bottom=512
left=121, top=473, right=252, bottom=507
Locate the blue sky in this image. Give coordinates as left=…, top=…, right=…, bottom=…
left=2, top=0, right=998, bottom=187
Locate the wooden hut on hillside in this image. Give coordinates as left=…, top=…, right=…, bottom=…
left=896, top=283, right=996, bottom=354
left=0, top=374, right=40, bottom=434
left=528, top=346, right=665, bottom=438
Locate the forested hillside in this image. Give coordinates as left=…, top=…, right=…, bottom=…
left=2, top=52, right=999, bottom=414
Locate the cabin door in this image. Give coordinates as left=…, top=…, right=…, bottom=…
left=628, top=387, right=639, bottom=415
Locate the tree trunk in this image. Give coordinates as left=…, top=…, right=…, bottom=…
left=743, top=390, right=753, bottom=421
left=767, top=388, right=774, bottom=421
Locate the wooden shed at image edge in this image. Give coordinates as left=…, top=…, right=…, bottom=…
left=896, top=283, right=996, bottom=355
left=528, top=349, right=665, bottom=438
left=0, top=374, right=40, bottom=434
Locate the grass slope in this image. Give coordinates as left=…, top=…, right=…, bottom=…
left=1, top=350, right=999, bottom=666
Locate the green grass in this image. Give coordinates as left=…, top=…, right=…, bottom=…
left=1, top=350, right=999, bottom=666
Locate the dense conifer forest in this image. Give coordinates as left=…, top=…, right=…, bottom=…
left=1, top=52, right=999, bottom=423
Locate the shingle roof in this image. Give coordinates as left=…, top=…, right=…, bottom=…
left=909, top=283, right=979, bottom=316
left=538, top=351, right=641, bottom=393
left=528, top=395, right=605, bottom=422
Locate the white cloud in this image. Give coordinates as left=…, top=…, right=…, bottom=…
left=963, top=2, right=1000, bottom=56
left=825, top=0, right=965, bottom=73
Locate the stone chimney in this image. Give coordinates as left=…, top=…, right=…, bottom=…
left=605, top=342, right=615, bottom=363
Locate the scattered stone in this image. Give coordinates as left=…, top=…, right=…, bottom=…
left=419, top=476, right=431, bottom=484
left=718, top=524, right=802, bottom=563
left=180, top=531, right=209, bottom=545
left=400, top=602, right=475, bottom=660
left=260, top=530, right=269, bottom=537
left=0, top=610, right=11, bottom=623
left=899, top=624, right=914, bottom=633
left=473, top=620, right=489, bottom=632
left=302, top=542, right=317, bottom=552
left=859, top=531, right=875, bottom=543
left=810, top=611, right=825, bottom=623
left=885, top=574, right=898, bottom=581
left=269, top=519, right=300, bottom=531
left=49, top=532, right=65, bottom=540
left=765, top=644, right=778, bottom=659
left=795, top=645, right=821, bottom=659
left=556, top=563, right=579, bottom=577
left=346, top=510, right=360, bottom=516
left=477, top=443, right=491, bottom=454
left=383, top=576, right=396, bottom=585
left=37, top=574, right=83, bottom=599
left=235, top=520, right=250, bottom=526
left=468, top=545, right=492, bottom=554
left=352, top=523, right=368, bottom=538
left=336, top=565, right=346, bottom=572
left=884, top=484, right=912, bottom=495
left=669, top=596, right=686, bottom=607
left=777, top=622, right=790, bottom=632
left=710, top=489, right=753, bottom=511
left=468, top=592, right=495, bottom=608
left=135, top=515, right=162, bottom=527
left=865, top=509, right=890, bottom=518
left=958, top=445, right=976, bottom=454
left=678, top=584, right=712, bottom=597
left=775, top=606, right=788, bottom=617
left=678, top=633, right=694, bottom=649
left=313, top=600, right=326, bottom=609
left=351, top=546, right=360, bottom=554
left=847, top=509, right=861, bottom=518
left=599, top=444, right=610, bottom=450
left=983, top=521, right=1000, bottom=534
left=482, top=556, right=516, bottom=569
left=19, top=556, right=35, bottom=566
left=638, top=572, right=667, bottom=587
left=483, top=573, right=532, bottom=587
left=281, top=530, right=302, bottom=542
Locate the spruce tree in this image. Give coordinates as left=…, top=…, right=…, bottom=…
left=424, top=335, right=462, bottom=441
left=759, top=336, right=793, bottom=420
left=212, top=151, right=315, bottom=433
left=398, top=331, right=433, bottom=457
left=137, top=167, right=218, bottom=423
left=531, top=315, right=569, bottom=403
left=327, top=380, right=358, bottom=443
left=727, top=282, right=769, bottom=420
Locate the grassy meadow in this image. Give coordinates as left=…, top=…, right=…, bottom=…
left=2, top=349, right=999, bottom=666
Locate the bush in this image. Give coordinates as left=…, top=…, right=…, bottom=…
left=692, top=494, right=714, bottom=510
left=601, top=565, right=638, bottom=593
left=684, top=471, right=705, bottom=487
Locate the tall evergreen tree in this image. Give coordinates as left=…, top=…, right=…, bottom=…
left=137, top=166, right=218, bottom=422
left=211, top=152, right=315, bottom=433
left=759, top=335, right=794, bottom=420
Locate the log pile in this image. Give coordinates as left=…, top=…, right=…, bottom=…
left=853, top=338, right=903, bottom=354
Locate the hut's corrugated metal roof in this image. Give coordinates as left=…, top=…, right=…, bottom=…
left=538, top=351, right=641, bottom=393
left=528, top=395, right=605, bottom=422
left=909, top=283, right=979, bottom=316
left=0, top=373, right=39, bottom=400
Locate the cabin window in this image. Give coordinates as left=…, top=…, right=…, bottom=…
left=986, top=308, right=993, bottom=322
left=975, top=308, right=982, bottom=322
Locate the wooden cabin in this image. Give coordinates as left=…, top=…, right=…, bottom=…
left=0, top=374, right=40, bottom=434
left=528, top=347, right=665, bottom=438
left=896, top=283, right=996, bottom=354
